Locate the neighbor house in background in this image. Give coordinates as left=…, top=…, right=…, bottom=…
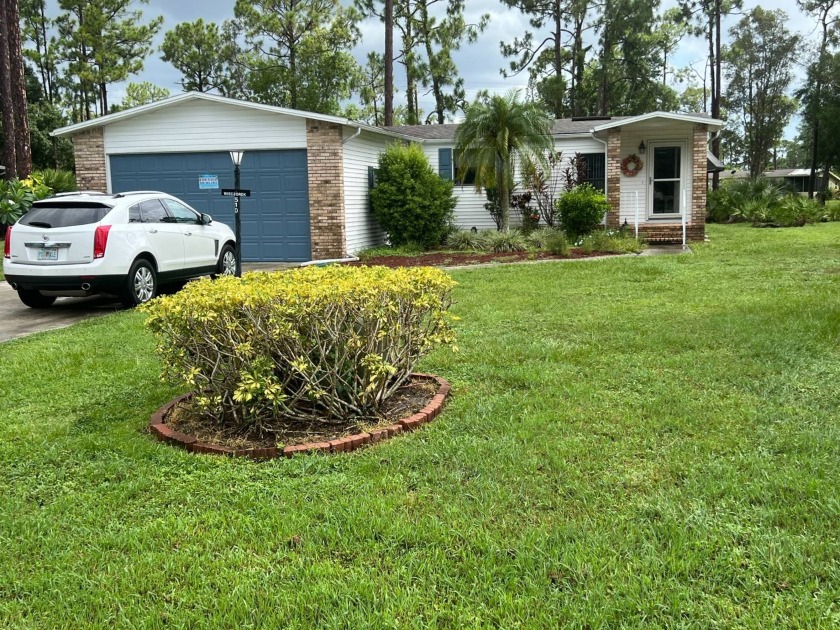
left=53, top=92, right=724, bottom=262
left=718, top=168, right=840, bottom=193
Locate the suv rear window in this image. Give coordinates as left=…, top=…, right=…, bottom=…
left=20, top=202, right=112, bottom=228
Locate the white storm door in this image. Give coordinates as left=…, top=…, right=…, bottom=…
left=649, top=143, right=685, bottom=218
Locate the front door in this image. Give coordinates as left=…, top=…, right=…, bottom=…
left=649, top=143, right=684, bottom=218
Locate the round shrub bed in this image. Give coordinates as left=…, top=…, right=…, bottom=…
left=149, top=373, right=452, bottom=459
left=141, top=266, right=457, bottom=455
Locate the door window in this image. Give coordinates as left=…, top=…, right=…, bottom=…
left=139, top=199, right=169, bottom=223
left=651, top=146, right=682, bottom=215
left=162, top=199, right=200, bottom=224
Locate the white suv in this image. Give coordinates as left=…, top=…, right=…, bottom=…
left=3, top=191, right=237, bottom=308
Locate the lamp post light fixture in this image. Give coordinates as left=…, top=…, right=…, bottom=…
left=638, top=140, right=646, bottom=155
left=229, top=151, right=244, bottom=277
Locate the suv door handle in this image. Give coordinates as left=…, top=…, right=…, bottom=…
left=184, top=232, right=192, bottom=236
left=149, top=228, right=158, bottom=234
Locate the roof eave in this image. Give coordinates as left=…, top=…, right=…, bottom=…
left=592, top=112, right=725, bottom=132
left=51, top=91, right=399, bottom=139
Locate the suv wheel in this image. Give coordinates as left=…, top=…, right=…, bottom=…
left=18, top=289, right=57, bottom=309
left=122, top=259, right=157, bottom=307
left=213, top=244, right=237, bottom=278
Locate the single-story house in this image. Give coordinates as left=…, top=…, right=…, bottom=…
left=718, top=168, right=840, bottom=193
left=53, top=91, right=724, bottom=261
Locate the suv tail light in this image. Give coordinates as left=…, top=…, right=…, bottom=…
left=3, top=226, right=10, bottom=259
left=93, top=225, right=112, bottom=259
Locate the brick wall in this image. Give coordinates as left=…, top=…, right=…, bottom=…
left=691, top=124, right=708, bottom=237
left=606, top=129, right=621, bottom=228
left=73, top=128, right=107, bottom=192
left=637, top=223, right=705, bottom=243
left=306, top=119, right=346, bottom=260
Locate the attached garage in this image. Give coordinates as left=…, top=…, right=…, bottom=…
left=109, top=150, right=311, bottom=261
left=54, top=92, right=400, bottom=262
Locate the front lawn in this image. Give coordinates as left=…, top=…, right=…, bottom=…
left=3, top=224, right=840, bottom=626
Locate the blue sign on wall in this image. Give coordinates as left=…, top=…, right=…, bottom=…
left=199, top=174, right=219, bottom=190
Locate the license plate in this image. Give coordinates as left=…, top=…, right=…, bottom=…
left=37, top=248, right=58, bottom=261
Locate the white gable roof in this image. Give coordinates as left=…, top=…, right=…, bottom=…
left=592, top=111, right=725, bottom=131
left=52, top=91, right=410, bottom=140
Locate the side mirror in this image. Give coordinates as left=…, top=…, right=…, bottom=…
left=201, top=213, right=212, bottom=225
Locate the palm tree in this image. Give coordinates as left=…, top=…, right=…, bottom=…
left=454, top=90, right=553, bottom=231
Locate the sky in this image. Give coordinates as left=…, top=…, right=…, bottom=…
left=113, top=0, right=820, bottom=135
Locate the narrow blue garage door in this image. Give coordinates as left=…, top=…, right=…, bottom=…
left=110, top=150, right=310, bottom=261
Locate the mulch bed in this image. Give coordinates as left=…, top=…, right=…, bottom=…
left=149, top=373, right=451, bottom=459
left=348, top=249, right=620, bottom=268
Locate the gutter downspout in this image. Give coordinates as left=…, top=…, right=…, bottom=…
left=342, top=126, right=362, bottom=144
left=590, top=131, right=609, bottom=226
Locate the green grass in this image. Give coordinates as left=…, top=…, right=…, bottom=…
left=3, top=223, right=840, bottom=626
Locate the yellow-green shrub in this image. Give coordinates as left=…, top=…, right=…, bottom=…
left=141, top=265, right=457, bottom=434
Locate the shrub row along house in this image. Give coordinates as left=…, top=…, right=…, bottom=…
left=54, top=91, right=724, bottom=262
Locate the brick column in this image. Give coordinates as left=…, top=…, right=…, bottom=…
left=306, top=119, right=346, bottom=260
left=606, top=128, right=621, bottom=228
left=691, top=124, right=708, bottom=241
left=73, top=128, right=107, bottom=192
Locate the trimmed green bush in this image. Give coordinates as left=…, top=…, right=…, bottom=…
left=370, top=143, right=457, bottom=248
left=357, top=243, right=424, bottom=260
left=141, top=266, right=457, bottom=434
left=557, top=184, right=609, bottom=238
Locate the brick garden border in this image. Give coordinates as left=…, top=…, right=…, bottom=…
left=149, top=373, right=451, bottom=460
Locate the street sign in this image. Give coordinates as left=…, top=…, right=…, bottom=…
left=221, top=188, right=251, bottom=197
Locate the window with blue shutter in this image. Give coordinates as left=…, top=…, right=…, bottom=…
left=438, top=148, right=453, bottom=180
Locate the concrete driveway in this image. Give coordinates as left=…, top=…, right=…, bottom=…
left=0, top=281, right=121, bottom=343
left=0, top=262, right=300, bottom=344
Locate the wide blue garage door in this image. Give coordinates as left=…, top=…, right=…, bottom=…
left=110, top=150, right=311, bottom=261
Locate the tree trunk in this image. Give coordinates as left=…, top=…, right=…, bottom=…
left=419, top=3, right=444, bottom=124
left=552, top=5, right=563, bottom=119
left=384, top=0, right=394, bottom=126
left=39, top=0, right=54, bottom=103
left=8, top=0, right=31, bottom=177
left=498, top=155, right=509, bottom=232
left=289, top=44, right=297, bottom=110
left=710, top=0, right=721, bottom=191
left=820, top=156, right=832, bottom=202
left=0, top=0, right=18, bottom=179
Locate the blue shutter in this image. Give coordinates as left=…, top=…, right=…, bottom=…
left=438, top=148, right=453, bottom=180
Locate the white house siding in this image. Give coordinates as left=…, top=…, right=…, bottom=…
left=103, top=99, right=308, bottom=154
left=424, top=135, right=605, bottom=230
left=549, top=134, right=607, bottom=201
left=421, top=142, right=494, bottom=229
left=342, top=130, right=390, bottom=254
left=617, top=126, right=695, bottom=226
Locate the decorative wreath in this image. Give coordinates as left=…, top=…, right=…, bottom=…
left=621, top=154, right=644, bottom=177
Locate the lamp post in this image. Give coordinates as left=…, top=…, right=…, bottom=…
left=230, top=150, right=244, bottom=277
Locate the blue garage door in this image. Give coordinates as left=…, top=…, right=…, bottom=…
left=110, top=150, right=310, bottom=261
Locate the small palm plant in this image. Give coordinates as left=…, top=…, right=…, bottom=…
left=454, top=90, right=553, bottom=232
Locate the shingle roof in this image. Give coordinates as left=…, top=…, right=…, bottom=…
left=383, top=113, right=720, bottom=140
left=384, top=117, right=634, bottom=140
